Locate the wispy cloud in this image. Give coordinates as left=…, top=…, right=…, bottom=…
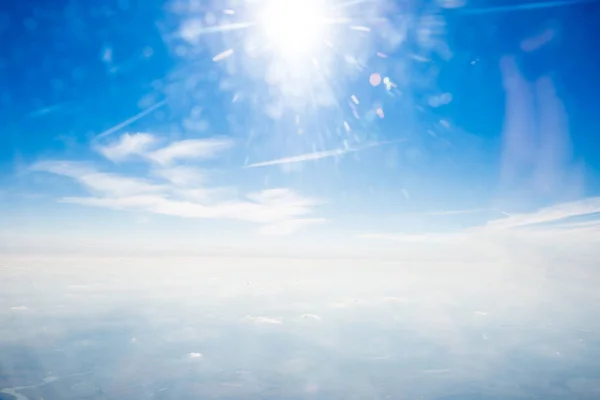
left=32, top=147, right=324, bottom=235
left=361, top=197, right=600, bottom=243
left=29, top=102, right=71, bottom=118
left=56, top=185, right=321, bottom=226
left=147, top=138, right=233, bottom=165
left=95, top=133, right=157, bottom=162
left=485, top=197, right=600, bottom=230
left=32, top=161, right=165, bottom=197
left=95, top=133, right=233, bottom=167
left=244, top=141, right=397, bottom=168
left=153, top=166, right=205, bottom=186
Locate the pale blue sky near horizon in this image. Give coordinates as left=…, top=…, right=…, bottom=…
left=1, top=0, right=600, bottom=254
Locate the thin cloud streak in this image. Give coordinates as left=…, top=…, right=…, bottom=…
left=244, top=140, right=399, bottom=168
left=360, top=197, right=600, bottom=243
left=486, top=197, right=600, bottom=230
left=461, top=0, right=598, bottom=15
left=95, top=100, right=167, bottom=140
left=180, top=21, right=254, bottom=42
left=29, top=102, right=71, bottom=118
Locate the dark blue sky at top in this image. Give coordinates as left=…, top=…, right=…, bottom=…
left=1, top=0, right=600, bottom=216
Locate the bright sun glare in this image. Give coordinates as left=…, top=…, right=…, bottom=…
left=258, top=0, right=329, bottom=60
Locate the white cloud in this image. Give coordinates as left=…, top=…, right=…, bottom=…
left=188, top=352, right=203, bottom=359
left=32, top=135, right=327, bottom=235
left=94, top=134, right=233, bottom=166
left=244, top=141, right=398, bottom=168
left=33, top=160, right=324, bottom=234
left=153, top=166, right=205, bottom=186
left=78, top=174, right=165, bottom=197
left=31, top=160, right=93, bottom=178
left=59, top=191, right=320, bottom=225
left=147, top=138, right=232, bottom=165
left=176, top=187, right=236, bottom=202
left=95, top=133, right=157, bottom=162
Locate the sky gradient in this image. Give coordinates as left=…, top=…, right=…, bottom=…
left=1, top=0, right=600, bottom=255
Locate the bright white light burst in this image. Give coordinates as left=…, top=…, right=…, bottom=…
left=257, top=0, right=330, bottom=61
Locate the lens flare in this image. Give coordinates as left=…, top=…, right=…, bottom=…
left=257, top=0, right=330, bottom=61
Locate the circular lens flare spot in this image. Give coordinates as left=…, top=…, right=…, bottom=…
left=369, top=73, right=382, bottom=87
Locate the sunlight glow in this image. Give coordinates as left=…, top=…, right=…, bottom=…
left=257, top=0, right=329, bottom=61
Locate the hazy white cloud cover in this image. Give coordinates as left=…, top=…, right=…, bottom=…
left=32, top=134, right=325, bottom=235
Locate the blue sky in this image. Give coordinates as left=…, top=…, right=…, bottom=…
left=1, top=0, right=600, bottom=255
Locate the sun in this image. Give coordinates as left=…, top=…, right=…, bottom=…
left=257, top=0, right=330, bottom=61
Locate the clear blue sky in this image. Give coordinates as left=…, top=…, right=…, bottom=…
left=1, top=0, right=599, bottom=254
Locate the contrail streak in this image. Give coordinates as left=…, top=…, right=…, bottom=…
left=244, top=140, right=402, bottom=168
left=181, top=22, right=254, bottom=38
left=95, top=100, right=167, bottom=140
left=461, top=0, right=599, bottom=15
